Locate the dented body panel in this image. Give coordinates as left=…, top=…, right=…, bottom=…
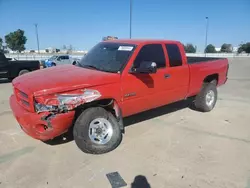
left=10, top=95, right=75, bottom=140
left=9, top=39, right=228, bottom=141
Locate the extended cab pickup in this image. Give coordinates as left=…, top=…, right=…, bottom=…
left=9, top=40, right=229, bottom=154
left=0, top=52, right=41, bottom=79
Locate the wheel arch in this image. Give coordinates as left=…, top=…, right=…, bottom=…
left=74, top=98, right=124, bottom=133
left=203, top=73, right=219, bottom=85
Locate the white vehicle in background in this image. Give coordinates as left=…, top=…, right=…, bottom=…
left=42, top=55, right=80, bottom=68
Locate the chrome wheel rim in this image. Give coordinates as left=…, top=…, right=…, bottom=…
left=206, top=90, right=215, bottom=106
left=88, top=118, right=113, bottom=145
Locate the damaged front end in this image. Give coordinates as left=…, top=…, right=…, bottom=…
left=28, top=89, right=102, bottom=139
left=34, top=89, right=102, bottom=113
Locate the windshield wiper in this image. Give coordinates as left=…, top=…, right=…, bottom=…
left=82, top=65, right=100, bottom=70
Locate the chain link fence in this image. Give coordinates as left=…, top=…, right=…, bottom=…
left=4, top=53, right=250, bottom=60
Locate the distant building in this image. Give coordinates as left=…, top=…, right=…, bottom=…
left=102, top=36, right=118, bottom=41
left=215, top=46, right=238, bottom=53
left=232, top=47, right=238, bottom=52
left=215, top=47, right=221, bottom=52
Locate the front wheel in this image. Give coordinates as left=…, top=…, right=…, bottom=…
left=73, top=107, right=122, bottom=154
left=194, top=83, right=218, bottom=112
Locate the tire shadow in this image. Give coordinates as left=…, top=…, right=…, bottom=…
left=124, top=98, right=194, bottom=127
left=43, top=99, right=194, bottom=146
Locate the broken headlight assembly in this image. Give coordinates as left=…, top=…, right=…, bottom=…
left=34, top=89, right=101, bottom=113
left=34, top=103, right=58, bottom=113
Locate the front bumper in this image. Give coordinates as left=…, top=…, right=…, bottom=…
left=9, top=95, right=75, bottom=141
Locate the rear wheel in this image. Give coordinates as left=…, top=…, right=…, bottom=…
left=73, top=107, right=122, bottom=154
left=194, top=83, right=217, bottom=112
left=18, top=69, right=30, bottom=76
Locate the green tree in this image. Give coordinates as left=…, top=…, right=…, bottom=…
left=205, top=44, right=216, bottom=53
left=184, top=43, right=196, bottom=53
left=220, top=43, right=232, bottom=53
left=238, top=44, right=246, bottom=54
left=5, top=29, right=27, bottom=53
left=246, top=43, right=250, bottom=54
left=238, top=42, right=250, bottom=54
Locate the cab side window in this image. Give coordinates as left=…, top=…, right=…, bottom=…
left=165, top=44, right=182, bottom=67
left=0, top=53, right=7, bottom=63
left=134, top=44, right=166, bottom=68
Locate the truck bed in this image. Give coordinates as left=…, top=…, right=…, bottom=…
left=187, top=58, right=229, bottom=97
left=187, top=57, right=225, bottom=64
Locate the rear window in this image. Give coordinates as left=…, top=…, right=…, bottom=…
left=165, top=44, right=182, bottom=67
left=62, top=56, right=69, bottom=60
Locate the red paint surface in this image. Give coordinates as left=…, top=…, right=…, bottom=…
left=10, top=95, right=75, bottom=140
left=9, top=40, right=228, bottom=141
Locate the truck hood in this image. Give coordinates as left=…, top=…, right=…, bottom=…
left=12, top=65, right=120, bottom=96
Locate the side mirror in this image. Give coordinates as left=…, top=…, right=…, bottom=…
left=57, top=58, right=61, bottom=61
left=131, top=61, right=157, bottom=74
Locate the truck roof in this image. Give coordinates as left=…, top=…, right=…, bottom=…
left=104, top=39, right=180, bottom=45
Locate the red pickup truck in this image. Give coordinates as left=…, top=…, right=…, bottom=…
left=9, top=40, right=228, bottom=154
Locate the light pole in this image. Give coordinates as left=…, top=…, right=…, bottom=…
left=34, top=24, right=40, bottom=54
left=204, top=17, right=209, bottom=57
left=129, top=0, right=132, bottom=39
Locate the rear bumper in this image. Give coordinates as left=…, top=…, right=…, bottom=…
left=9, top=95, right=75, bottom=141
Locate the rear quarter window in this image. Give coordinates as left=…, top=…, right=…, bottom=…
left=165, top=44, right=182, bottom=67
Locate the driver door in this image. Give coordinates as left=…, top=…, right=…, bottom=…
left=121, top=43, right=167, bottom=117
left=0, top=53, right=9, bottom=78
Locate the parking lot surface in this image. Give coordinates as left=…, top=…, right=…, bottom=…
left=0, top=58, right=250, bottom=188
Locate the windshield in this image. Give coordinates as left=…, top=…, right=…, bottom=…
left=79, top=42, right=136, bottom=73
left=48, top=55, right=58, bottom=61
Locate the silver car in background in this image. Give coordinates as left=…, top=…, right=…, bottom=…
left=42, top=55, right=80, bottom=68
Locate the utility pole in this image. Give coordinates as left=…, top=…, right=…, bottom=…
left=34, top=24, right=40, bottom=54
left=204, top=17, right=209, bottom=57
left=129, top=0, right=132, bottom=39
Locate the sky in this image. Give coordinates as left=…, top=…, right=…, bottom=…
left=0, top=0, right=249, bottom=52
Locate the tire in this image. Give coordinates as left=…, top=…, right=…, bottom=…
left=72, top=61, right=76, bottom=65
left=51, top=62, right=56, bottom=66
left=18, top=69, right=30, bottom=76
left=73, top=107, right=122, bottom=154
left=194, top=83, right=217, bottom=112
